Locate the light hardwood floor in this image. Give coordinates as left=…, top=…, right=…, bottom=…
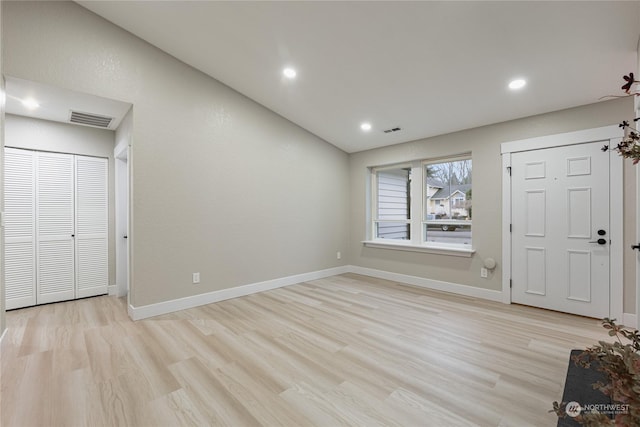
left=0, top=273, right=611, bottom=426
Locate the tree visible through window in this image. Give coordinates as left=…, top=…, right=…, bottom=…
left=370, top=156, right=472, bottom=249
left=424, top=159, right=472, bottom=245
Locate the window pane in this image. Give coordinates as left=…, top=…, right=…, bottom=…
left=377, top=168, right=410, bottom=220
left=373, top=166, right=411, bottom=240
left=424, top=159, right=472, bottom=245
left=376, top=222, right=410, bottom=240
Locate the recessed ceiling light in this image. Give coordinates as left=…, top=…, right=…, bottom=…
left=283, top=68, right=297, bottom=79
left=508, top=79, right=527, bottom=90
left=360, top=122, right=372, bottom=131
left=21, top=98, right=40, bottom=110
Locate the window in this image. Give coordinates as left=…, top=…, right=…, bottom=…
left=369, top=156, right=472, bottom=255
left=424, top=159, right=472, bottom=245
left=373, top=166, right=411, bottom=240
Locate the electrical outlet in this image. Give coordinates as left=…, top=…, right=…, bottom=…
left=480, top=268, right=488, bottom=278
left=192, top=272, right=200, bottom=284
left=337, top=251, right=341, bottom=260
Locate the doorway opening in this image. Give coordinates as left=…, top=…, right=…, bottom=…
left=3, top=77, right=132, bottom=310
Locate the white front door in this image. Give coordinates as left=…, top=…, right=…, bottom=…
left=511, top=141, right=610, bottom=318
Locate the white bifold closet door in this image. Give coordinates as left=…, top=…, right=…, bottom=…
left=4, top=148, right=109, bottom=309
left=5, top=148, right=36, bottom=309
left=36, top=151, right=76, bottom=305
left=75, top=155, right=109, bottom=298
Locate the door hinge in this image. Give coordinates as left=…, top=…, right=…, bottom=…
left=510, top=224, right=512, bottom=233
left=506, top=166, right=512, bottom=176
left=510, top=279, right=513, bottom=288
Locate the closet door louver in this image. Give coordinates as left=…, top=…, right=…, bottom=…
left=4, top=148, right=37, bottom=309
left=36, top=152, right=76, bottom=305
left=75, top=156, right=109, bottom=298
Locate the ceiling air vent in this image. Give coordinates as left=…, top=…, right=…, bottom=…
left=383, top=127, right=402, bottom=134
left=69, top=111, right=114, bottom=129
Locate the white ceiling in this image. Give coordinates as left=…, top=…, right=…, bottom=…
left=76, top=1, right=640, bottom=153
left=5, top=77, right=132, bottom=131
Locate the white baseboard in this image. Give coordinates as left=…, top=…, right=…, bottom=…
left=128, top=265, right=351, bottom=320
left=128, top=264, right=503, bottom=321
left=123, top=265, right=640, bottom=325
left=349, top=266, right=504, bottom=302
left=622, top=313, right=637, bottom=328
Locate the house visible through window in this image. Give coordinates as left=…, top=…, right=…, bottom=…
left=424, top=159, right=472, bottom=245
left=370, top=156, right=472, bottom=249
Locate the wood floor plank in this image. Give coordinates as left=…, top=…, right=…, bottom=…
left=387, top=386, right=479, bottom=427
left=1, top=273, right=612, bottom=426
left=169, top=357, right=262, bottom=426
left=146, top=388, right=209, bottom=427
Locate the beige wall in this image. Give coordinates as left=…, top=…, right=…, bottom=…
left=3, top=1, right=349, bottom=307
left=5, top=114, right=117, bottom=288
left=349, top=98, right=635, bottom=311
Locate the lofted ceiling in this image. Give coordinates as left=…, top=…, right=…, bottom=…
left=76, top=1, right=640, bottom=153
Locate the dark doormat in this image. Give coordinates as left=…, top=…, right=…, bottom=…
left=557, top=349, right=612, bottom=427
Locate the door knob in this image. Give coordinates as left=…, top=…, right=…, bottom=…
left=632, top=244, right=640, bottom=251
left=123, top=235, right=128, bottom=239
left=589, top=238, right=607, bottom=245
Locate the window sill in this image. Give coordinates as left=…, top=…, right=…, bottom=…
left=362, top=240, right=475, bottom=258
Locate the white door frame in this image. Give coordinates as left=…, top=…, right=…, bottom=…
left=501, top=125, right=624, bottom=320
left=114, top=144, right=129, bottom=298
left=636, top=100, right=640, bottom=329
left=636, top=148, right=640, bottom=329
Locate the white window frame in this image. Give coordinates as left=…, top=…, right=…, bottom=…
left=364, top=156, right=475, bottom=258
left=370, top=163, right=413, bottom=242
